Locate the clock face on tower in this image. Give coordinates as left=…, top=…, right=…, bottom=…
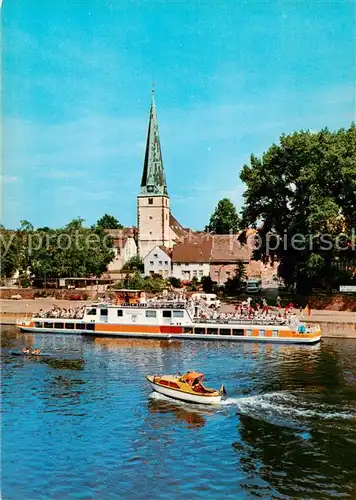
left=147, top=185, right=154, bottom=193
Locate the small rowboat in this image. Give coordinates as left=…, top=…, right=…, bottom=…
left=10, top=351, right=52, bottom=357
left=146, top=371, right=226, bottom=405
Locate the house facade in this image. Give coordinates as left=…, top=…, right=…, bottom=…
left=143, top=246, right=172, bottom=278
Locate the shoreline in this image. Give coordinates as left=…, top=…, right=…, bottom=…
left=1, top=299, right=355, bottom=339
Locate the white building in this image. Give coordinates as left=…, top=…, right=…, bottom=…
left=171, top=238, right=211, bottom=282
left=143, top=245, right=172, bottom=278
left=106, top=228, right=137, bottom=279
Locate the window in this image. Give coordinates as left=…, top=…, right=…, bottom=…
left=166, top=214, right=168, bottom=220
left=65, top=323, right=75, bottom=330
left=226, top=271, right=231, bottom=276
left=163, top=310, right=172, bottom=318
left=232, top=329, right=244, bottom=336
left=117, top=310, right=123, bottom=317
left=199, top=270, right=204, bottom=277
left=272, top=330, right=279, bottom=337
left=246, top=329, right=252, bottom=336
left=173, top=310, right=184, bottom=318
left=34, top=322, right=42, bottom=328
left=149, top=216, right=152, bottom=220
left=259, top=329, right=265, bottom=336
left=159, top=260, right=162, bottom=265
left=87, top=308, right=97, bottom=316
left=154, top=253, right=158, bottom=258
left=100, top=309, right=108, bottom=316
left=193, top=270, right=197, bottom=276
left=76, top=323, right=86, bottom=330
left=184, top=263, right=189, bottom=266
left=194, top=327, right=206, bottom=335
left=150, top=261, right=154, bottom=265
left=207, top=327, right=218, bottom=335
left=86, top=323, right=95, bottom=331
left=199, top=263, right=203, bottom=266
left=148, top=198, right=153, bottom=205
left=146, top=310, right=157, bottom=318
left=44, top=322, right=53, bottom=329
left=220, top=328, right=231, bottom=336
left=54, top=322, right=64, bottom=329
left=164, top=261, right=168, bottom=265
left=184, top=327, right=193, bottom=334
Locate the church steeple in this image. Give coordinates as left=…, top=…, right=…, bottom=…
left=140, top=88, right=168, bottom=196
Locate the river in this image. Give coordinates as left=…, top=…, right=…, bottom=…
left=2, top=325, right=356, bottom=499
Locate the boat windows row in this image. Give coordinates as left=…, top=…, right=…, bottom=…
left=86, top=308, right=185, bottom=319
left=34, top=321, right=95, bottom=331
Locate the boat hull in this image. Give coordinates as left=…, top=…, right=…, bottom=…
left=16, top=323, right=321, bottom=344
left=147, top=377, right=222, bottom=405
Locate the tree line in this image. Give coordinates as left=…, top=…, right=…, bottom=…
left=0, top=214, right=121, bottom=283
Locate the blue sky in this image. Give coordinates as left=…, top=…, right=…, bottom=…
left=2, top=0, right=355, bottom=230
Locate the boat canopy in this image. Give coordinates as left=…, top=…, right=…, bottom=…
left=181, top=371, right=204, bottom=383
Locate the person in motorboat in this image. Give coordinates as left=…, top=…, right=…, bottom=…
left=22, top=347, right=30, bottom=354
left=31, top=348, right=41, bottom=355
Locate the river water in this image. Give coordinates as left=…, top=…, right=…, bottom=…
left=2, top=326, right=356, bottom=499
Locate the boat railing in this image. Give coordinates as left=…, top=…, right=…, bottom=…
left=118, top=301, right=187, bottom=309
left=193, top=318, right=289, bottom=326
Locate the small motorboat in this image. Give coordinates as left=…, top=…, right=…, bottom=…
left=146, top=371, right=226, bottom=405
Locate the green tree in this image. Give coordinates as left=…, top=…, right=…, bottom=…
left=240, top=124, right=356, bottom=293
left=187, top=276, right=200, bottom=291
left=29, top=219, right=115, bottom=280
left=0, top=229, right=20, bottom=278
left=121, top=255, right=144, bottom=273
left=206, top=198, right=240, bottom=234
left=96, top=214, right=123, bottom=230
left=168, top=276, right=182, bottom=288
left=224, top=261, right=247, bottom=294
left=201, top=275, right=215, bottom=293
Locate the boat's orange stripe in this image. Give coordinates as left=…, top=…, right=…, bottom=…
left=94, top=324, right=184, bottom=334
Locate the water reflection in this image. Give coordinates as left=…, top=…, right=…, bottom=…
left=92, top=337, right=182, bottom=350
left=147, top=395, right=215, bottom=429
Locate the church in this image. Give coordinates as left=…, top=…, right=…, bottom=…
left=106, top=92, right=272, bottom=285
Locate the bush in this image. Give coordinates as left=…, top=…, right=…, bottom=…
left=168, top=277, right=182, bottom=288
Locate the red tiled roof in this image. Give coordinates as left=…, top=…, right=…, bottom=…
left=210, top=235, right=251, bottom=262
left=171, top=233, right=251, bottom=263
left=172, top=237, right=213, bottom=263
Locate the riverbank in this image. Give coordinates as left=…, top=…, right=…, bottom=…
left=1, top=299, right=355, bottom=339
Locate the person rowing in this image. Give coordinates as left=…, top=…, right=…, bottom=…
left=22, top=347, right=30, bottom=354
left=31, top=348, right=41, bottom=355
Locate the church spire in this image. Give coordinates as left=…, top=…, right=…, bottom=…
left=140, top=88, right=168, bottom=196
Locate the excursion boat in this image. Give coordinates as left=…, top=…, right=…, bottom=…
left=16, top=299, right=321, bottom=344
left=146, top=371, right=226, bottom=405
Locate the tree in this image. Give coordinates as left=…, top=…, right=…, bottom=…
left=201, top=275, right=215, bottom=293
left=0, top=229, right=20, bottom=278
left=96, top=214, right=123, bottom=230
left=240, top=124, right=356, bottom=293
left=168, top=276, right=182, bottom=288
left=121, top=255, right=144, bottom=273
left=29, top=218, right=115, bottom=280
left=206, top=198, right=240, bottom=234
left=224, top=261, right=247, bottom=294
left=187, top=276, right=200, bottom=291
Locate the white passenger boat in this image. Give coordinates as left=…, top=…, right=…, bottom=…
left=16, top=299, right=321, bottom=344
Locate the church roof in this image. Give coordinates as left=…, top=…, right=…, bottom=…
left=140, top=90, right=168, bottom=197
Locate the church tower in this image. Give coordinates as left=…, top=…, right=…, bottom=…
left=137, top=90, right=171, bottom=258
